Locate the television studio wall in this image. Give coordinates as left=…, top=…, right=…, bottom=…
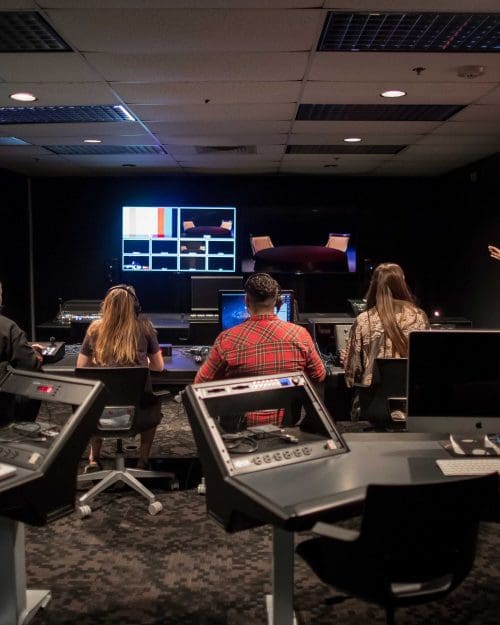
left=1, top=162, right=499, bottom=333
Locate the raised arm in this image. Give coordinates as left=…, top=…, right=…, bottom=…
left=488, top=244, right=500, bottom=261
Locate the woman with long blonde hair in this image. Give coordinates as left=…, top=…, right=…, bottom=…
left=76, top=285, right=164, bottom=471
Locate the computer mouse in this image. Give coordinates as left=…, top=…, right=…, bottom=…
left=471, top=448, right=486, bottom=456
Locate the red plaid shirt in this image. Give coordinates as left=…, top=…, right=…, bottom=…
left=194, top=314, right=326, bottom=425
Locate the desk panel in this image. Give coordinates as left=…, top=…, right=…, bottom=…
left=43, top=346, right=200, bottom=385
left=227, top=436, right=449, bottom=531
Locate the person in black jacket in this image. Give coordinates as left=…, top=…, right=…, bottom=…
left=0, top=281, right=42, bottom=425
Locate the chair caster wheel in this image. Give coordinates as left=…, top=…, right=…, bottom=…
left=170, top=479, right=180, bottom=491
left=79, top=505, right=92, bottom=518
left=197, top=478, right=206, bottom=495
left=148, top=501, right=163, bottom=515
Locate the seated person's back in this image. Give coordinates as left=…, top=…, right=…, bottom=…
left=195, top=273, right=326, bottom=426
left=0, top=280, right=42, bottom=426
left=342, top=263, right=429, bottom=420
left=76, top=284, right=164, bottom=470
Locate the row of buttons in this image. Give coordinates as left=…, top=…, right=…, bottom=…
left=250, top=379, right=285, bottom=389
left=252, top=446, right=312, bottom=465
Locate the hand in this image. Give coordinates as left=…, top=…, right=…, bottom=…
left=30, top=343, right=44, bottom=362
left=488, top=245, right=500, bottom=261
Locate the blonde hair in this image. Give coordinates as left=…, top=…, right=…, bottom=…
left=365, top=263, right=417, bottom=357
left=87, top=286, right=140, bottom=365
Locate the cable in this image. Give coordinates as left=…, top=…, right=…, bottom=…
left=222, top=433, right=259, bottom=454
left=11, top=421, right=42, bottom=436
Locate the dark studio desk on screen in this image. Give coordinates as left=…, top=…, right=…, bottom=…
left=254, top=245, right=348, bottom=273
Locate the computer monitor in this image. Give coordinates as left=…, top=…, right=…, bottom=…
left=218, top=290, right=294, bottom=332
left=406, top=330, right=500, bottom=435
left=191, top=275, right=244, bottom=312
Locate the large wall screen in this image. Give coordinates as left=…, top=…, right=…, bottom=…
left=122, top=206, right=236, bottom=273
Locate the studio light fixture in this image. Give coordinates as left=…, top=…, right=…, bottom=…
left=9, top=92, right=37, bottom=102
left=381, top=89, right=407, bottom=98
left=343, top=137, right=362, bottom=143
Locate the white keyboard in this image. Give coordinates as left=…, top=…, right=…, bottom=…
left=436, top=458, right=500, bottom=476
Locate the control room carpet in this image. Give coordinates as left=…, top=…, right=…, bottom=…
left=26, top=399, right=500, bottom=625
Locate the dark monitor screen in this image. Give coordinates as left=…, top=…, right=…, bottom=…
left=191, top=275, right=244, bottom=311
left=406, top=330, right=500, bottom=434
left=218, top=290, right=294, bottom=332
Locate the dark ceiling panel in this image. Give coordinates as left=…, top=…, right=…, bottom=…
left=286, top=144, right=405, bottom=154
left=319, top=11, right=500, bottom=53
left=0, top=11, right=71, bottom=52
left=0, top=105, right=135, bottom=124
left=296, top=104, right=464, bottom=121
left=44, top=145, right=167, bottom=155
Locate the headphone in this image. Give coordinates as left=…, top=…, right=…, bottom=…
left=244, top=273, right=282, bottom=311
left=106, top=284, right=141, bottom=316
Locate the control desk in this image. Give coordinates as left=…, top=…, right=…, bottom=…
left=44, top=343, right=352, bottom=418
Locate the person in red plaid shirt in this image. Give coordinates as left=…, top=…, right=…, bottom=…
left=194, top=273, right=326, bottom=426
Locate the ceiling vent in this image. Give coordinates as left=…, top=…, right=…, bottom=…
left=318, top=11, right=500, bottom=53
left=0, top=11, right=71, bottom=52
left=296, top=104, right=463, bottom=122
left=43, top=145, right=167, bottom=155
left=0, top=105, right=135, bottom=125
left=195, top=145, right=256, bottom=154
left=287, top=145, right=405, bottom=155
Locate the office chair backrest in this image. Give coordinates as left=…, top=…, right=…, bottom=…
left=325, top=233, right=350, bottom=253
left=359, top=475, right=498, bottom=591
left=75, top=367, right=148, bottom=405
left=358, top=358, right=407, bottom=428
left=250, top=235, right=274, bottom=255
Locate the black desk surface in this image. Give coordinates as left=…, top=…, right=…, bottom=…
left=227, top=434, right=455, bottom=531
left=44, top=345, right=201, bottom=385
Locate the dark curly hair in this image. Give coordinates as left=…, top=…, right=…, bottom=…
left=245, top=273, right=279, bottom=305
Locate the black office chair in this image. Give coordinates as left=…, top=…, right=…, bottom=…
left=75, top=366, right=177, bottom=516
left=357, top=358, right=407, bottom=430
left=296, top=474, right=499, bottom=625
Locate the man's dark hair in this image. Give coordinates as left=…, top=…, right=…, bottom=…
left=245, top=273, right=279, bottom=304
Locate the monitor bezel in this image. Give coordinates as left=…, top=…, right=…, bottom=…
left=406, top=329, right=500, bottom=435
left=190, top=275, right=244, bottom=312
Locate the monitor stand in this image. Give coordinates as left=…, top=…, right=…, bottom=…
left=448, top=433, right=500, bottom=457
left=0, top=517, right=51, bottom=625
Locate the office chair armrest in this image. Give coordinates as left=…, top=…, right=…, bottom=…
left=311, top=521, right=359, bottom=542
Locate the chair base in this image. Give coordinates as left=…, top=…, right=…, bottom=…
left=77, top=454, right=178, bottom=515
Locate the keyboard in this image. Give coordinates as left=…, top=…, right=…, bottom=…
left=189, top=313, right=219, bottom=320
left=436, top=458, right=500, bottom=476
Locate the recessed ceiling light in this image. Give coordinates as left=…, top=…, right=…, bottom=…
left=84, top=139, right=102, bottom=143
left=9, top=92, right=37, bottom=102
left=381, top=90, right=407, bottom=98
left=343, top=137, right=362, bottom=143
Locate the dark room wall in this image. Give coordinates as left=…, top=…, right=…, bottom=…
left=0, top=169, right=31, bottom=332
left=432, top=153, right=500, bottom=328
left=30, top=174, right=444, bottom=324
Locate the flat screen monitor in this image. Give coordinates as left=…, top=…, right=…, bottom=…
left=122, top=205, right=236, bottom=273
left=218, top=290, right=294, bottom=332
left=406, top=330, right=500, bottom=435
left=191, top=275, right=244, bottom=311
